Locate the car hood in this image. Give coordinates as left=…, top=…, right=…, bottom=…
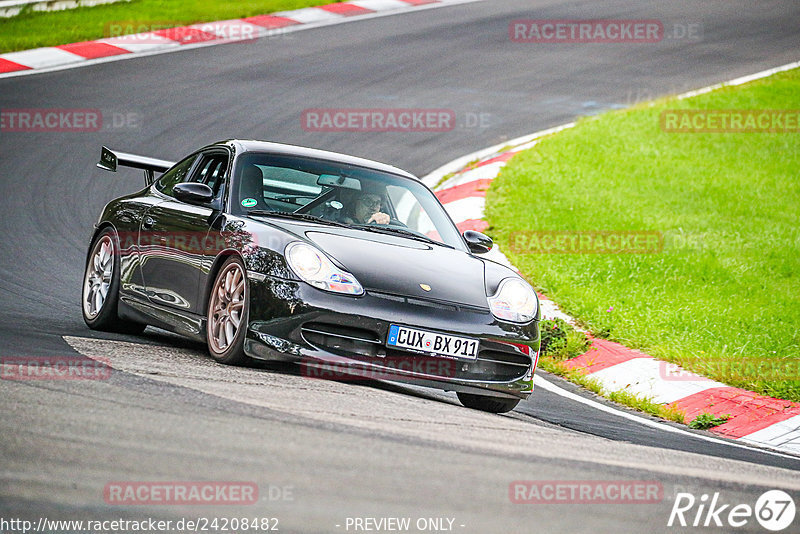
left=305, top=230, right=488, bottom=308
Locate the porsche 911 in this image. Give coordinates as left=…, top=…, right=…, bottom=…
left=82, top=140, right=540, bottom=412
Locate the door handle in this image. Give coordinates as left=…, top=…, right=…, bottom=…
left=142, top=216, right=155, bottom=229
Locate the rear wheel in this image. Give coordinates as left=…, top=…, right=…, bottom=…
left=206, top=256, right=250, bottom=365
left=82, top=229, right=146, bottom=334
left=457, top=392, right=520, bottom=414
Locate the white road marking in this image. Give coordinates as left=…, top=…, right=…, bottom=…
left=274, top=7, right=343, bottom=23
left=587, top=357, right=726, bottom=404
left=739, top=415, right=800, bottom=456
left=534, top=375, right=800, bottom=460
left=1, top=47, right=85, bottom=68
left=441, top=196, right=485, bottom=223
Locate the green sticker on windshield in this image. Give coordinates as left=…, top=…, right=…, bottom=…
left=241, top=198, right=257, bottom=208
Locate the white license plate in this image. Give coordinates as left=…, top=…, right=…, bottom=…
left=387, top=325, right=478, bottom=360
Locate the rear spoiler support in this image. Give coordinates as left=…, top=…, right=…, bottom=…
left=97, top=146, right=175, bottom=187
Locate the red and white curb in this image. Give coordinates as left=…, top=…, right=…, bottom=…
left=424, top=61, right=800, bottom=456
left=0, top=0, right=482, bottom=78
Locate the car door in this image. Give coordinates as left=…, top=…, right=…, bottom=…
left=139, top=149, right=230, bottom=315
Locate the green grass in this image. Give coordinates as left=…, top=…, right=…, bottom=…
left=488, top=68, right=800, bottom=402
left=0, top=0, right=342, bottom=53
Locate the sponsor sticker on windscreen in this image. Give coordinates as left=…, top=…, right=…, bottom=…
left=387, top=325, right=478, bottom=360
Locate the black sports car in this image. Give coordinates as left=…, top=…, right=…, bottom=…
left=83, top=140, right=540, bottom=413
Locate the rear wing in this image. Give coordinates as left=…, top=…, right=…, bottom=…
left=97, top=146, right=175, bottom=186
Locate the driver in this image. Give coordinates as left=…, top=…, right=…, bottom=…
left=354, top=191, right=390, bottom=225
left=343, top=183, right=390, bottom=225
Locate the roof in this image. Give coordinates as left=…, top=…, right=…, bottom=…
left=215, top=139, right=418, bottom=181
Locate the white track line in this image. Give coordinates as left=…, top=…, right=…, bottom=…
left=535, top=376, right=800, bottom=460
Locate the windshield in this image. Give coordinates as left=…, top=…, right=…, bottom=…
left=232, top=152, right=465, bottom=250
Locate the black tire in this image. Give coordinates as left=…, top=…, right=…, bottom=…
left=81, top=229, right=146, bottom=334
left=457, top=392, right=520, bottom=414
left=206, top=256, right=251, bottom=365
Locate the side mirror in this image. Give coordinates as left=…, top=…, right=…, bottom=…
left=463, top=230, right=493, bottom=254
left=174, top=182, right=213, bottom=205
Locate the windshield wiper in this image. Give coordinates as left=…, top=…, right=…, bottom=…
left=353, top=224, right=454, bottom=249
left=246, top=210, right=349, bottom=228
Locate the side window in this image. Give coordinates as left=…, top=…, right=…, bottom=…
left=387, top=184, right=435, bottom=235
left=156, top=155, right=196, bottom=197
left=190, top=153, right=229, bottom=195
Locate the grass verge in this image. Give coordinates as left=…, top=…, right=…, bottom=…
left=489, top=67, right=800, bottom=402
left=0, top=0, right=342, bottom=53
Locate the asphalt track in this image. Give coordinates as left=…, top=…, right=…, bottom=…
left=1, top=0, right=800, bottom=532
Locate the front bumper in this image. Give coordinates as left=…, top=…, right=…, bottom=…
left=243, top=275, right=540, bottom=400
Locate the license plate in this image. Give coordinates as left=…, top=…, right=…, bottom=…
left=387, top=325, right=478, bottom=360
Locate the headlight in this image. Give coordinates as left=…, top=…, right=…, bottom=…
left=488, top=278, right=537, bottom=323
left=285, top=242, right=363, bottom=295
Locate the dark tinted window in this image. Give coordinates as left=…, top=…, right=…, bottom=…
left=190, top=153, right=228, bottom=195
left=156, top=155, right=196, bottom=197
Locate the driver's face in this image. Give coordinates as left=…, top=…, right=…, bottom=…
left=355, top=193, right=382, bottom=222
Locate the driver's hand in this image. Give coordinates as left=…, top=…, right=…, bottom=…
left=367, top=212, right=390, bottom=225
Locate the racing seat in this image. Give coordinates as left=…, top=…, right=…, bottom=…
left=238, top=165, right=269, bottom=210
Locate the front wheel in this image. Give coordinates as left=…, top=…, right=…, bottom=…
left=82, top=229, right=146, bottom=334
left=206, top=256, right=250, bottom=365
left=457, top=392, right=520, bottom=414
